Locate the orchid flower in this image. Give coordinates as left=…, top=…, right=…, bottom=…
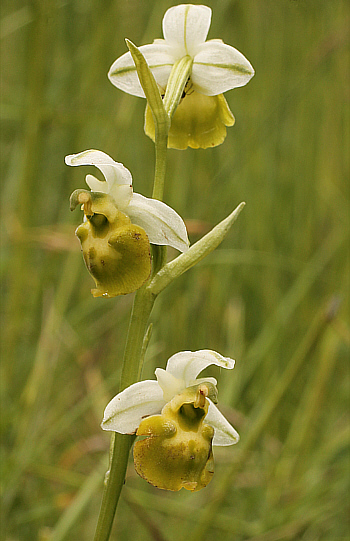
left=65, top=150, right=189, bottom=253
left=102, top=350, right=239, bottom=491
left=66, top=150, right=189, bottom=297
left=109, top=4, right=254, bottom=149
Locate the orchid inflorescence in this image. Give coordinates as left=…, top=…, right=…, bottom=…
left=65, top=2, right=253, bottom=518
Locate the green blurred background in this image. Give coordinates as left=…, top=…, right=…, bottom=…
left=1, top=0, right=349, bottom=539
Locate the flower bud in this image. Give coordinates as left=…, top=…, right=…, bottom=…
left=70, top=190, right=151, bottom=297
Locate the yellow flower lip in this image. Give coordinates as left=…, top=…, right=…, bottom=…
left=70, top=190, right=152, bottom=297
left=134, top=385, right=215, bottom=491
left=145, top=91, right=235, bottom=149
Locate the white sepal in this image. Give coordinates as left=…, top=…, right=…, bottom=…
left=65, top=150, right=133, bottom=210
left=206, top=400, right=240, bottom=446
left=65, top=150, right=132, bottom=186
left=165, top=350, right=235, bottom=383
left=101, top=380, right=165, bottom=434
left=127, top=193, right=189, bottom=252
left=162, top=4, right=212, bottom=58
left=108, top=43, right=174, bottom=98
left=192, top=40, right=255, bottom=96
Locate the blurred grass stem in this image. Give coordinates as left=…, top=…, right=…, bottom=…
left=267, top=325, right=340, bottom=503
left=5, top=1, right=48, bottom=364
left=3, top=252, right=82, bottom=520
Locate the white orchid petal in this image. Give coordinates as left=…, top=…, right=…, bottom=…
left=110, top=184, right=133, bottom=211
left=166, top=350, right=235, bottom=383
left=192, top=41, right=255, bottom=95
left=85, top=174, right=108, bottom=194
left=127, top=193, right=189, bottom=252
left=155, top=368, right=185, bottom=402
left=108, top=43, right=175, bottom=98
left=101, top=380, right=165, bottom=434
left=188, top=376, right=217, bottom=388
left=163, top=4, right=212, bottom=58
left=206, top=400, right=240, bottom=446
left=85, top=173, right=132, bottom=208
left=65, top=150, right=133, bottom=186
left=65, top=150, right=133, bottom=209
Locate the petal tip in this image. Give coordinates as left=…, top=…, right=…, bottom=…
left=224, top=357, right=235, bottom=370
left=100, top=417, right=112, bottom=431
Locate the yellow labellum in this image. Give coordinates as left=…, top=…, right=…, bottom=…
left=133, top=386, right=214, bottom=491
left=71, top=191, right=151, bottom=297
left=145, top=92, right=235, bottom=150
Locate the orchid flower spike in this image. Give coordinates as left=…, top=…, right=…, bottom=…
left=109, top=4, right=254, bottom=149
left=102, top=350, right=239, bottom=491
left=66, top=150, right=189, bottom=297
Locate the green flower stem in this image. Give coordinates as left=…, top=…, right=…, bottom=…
left=152, top=123, right=168, bottom=201
left=94, top=287, right=156, bottom=541
left=92, top=198, right=245, bottom=541
left=93, top=433, right=134, bottom=541
left=120, top=287, right=156, bottom=390
left=94, top=201, right=246, bottom=540
left=94, top=42, right=175, bottom=541
left=93, top=204, right=246, bottom=539
left=94, top=202, right=246, bottom=539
